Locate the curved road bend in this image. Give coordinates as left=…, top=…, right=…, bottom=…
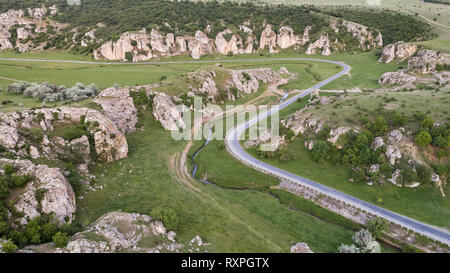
left=1, top=56, right=449, bottom=245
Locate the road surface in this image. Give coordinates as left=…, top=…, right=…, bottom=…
left=1, top=56, right=449, bottom=246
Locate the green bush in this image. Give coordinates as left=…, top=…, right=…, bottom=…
left=415, top=131, right=432, bottom=146
left=365, top=217, right=389, bottom=238
left=31, top=127, right=44, bottom=142
left=52, top=232, right=70, bottom=248
left=0, top=240, right=17, bottom=253
left=2, top=164, right=14, bottom=176
left=150, top=207, right=179, bottom=231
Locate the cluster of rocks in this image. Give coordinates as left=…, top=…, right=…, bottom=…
left=94, top=87, right=139, bottom=134
left=378, top=41, right=449, bottom=90
left=1, top=7, right=383, bottom=60
left=0, top=107, right=128, bottom=163
left=20, top=212, right=209, bottom=253
left=0, top=7, right=62, bottom=53
left=145, top=67, right=281, bottom=131
left=0, top=159, right=76, bottom=226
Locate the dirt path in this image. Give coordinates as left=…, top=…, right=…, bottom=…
left=167, top=75, right=297, bottom=252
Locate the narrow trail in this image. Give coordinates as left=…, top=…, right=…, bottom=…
left=169, top=76, right=294, bottom=252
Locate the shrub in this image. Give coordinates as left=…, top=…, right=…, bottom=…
left=31, top=127, right=44, bottom=142
left=9, top=174, right=33, bottom=188
left=242, top=72, right=251, bottom=81
left=392, top=113, right=407, bottom=127
left=0, top=177, right=10, bottom=199
left=415, top=131, right=432, bottom=146
left=310, top=140, right=331, bottom=162
left=0, top=240, right=17, bottom=253
left=150, top=207, right=179, bottom=231
left=370, top=117, right=388, bottom=136
left=2, top=164, right=14, bottom=175
left=125, top=51, right=133, bottom=62
left=53, top=232, right=70, bottom=248
left=365, top=217, right=389, bottom=238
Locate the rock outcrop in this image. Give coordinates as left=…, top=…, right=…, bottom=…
left=60, top=212, right=184, bottom=253
left=378, top=41, right=418, bottom=63
left=306, top=35, right=331, bottom=56
left=1, top=8, right=383, bottom=59
left=386, top=145, right=402, bottom=165
left=290, top=242, right=313, bottom=253
left=0, top=159, right=76, bottom=226
left=0, top=107, right=128, bottom=163
left=152, top=93, right=187, bottom=131
left=94, top=87, right=138, bottom=133
left=407, top=50, right=444, bottom=74
left=378, top=71, right=417, bottom=86
left=259, top=24, right=277, bottom=53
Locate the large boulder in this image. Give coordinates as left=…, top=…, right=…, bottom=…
left=386, top=145, right=402, bottom=165
left=259, top=24, right=277, bottom=53
left=152, top=93, right=187, bottom=131
left=378, top=41, right=417, bottom=63
left=94, top=87, right=138, bottom=133
left=0, top=159, right=76, bottom=226
left=276, top=26, right=299, bottom=49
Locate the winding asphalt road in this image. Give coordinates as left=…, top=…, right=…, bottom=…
left=1, top=56, right=449, bottom=246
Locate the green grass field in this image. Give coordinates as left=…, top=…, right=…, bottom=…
left=242, top=90, right=450, bottom=229
left=75, top=112, right=359, bottom=253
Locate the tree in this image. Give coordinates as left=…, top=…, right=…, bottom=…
left=52, top=232, right=70, bottom=248
left=392, top=113, right=406, bottom=127
left=150, top=207, right=179, bottom=231
left=310, top=140, right=331, bottom=162
left=0, top=177, right=9, bottom=199
left=366, top=217, right=389, bottom=238
left=338, top=229, right=380, bottom=253
left=415, top=131, right=432, bottom=146
left=371, top=117, right=388, bottom=136
left=0, top=240, right=17, bottom=253
left=421, top=117, right=434, bottom=130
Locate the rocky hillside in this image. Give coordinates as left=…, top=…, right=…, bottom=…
left=378, top=42, right=450, bottom=91
left=18, top=212, right=209, bottom=253
left=0, top=3, right=383, bottom=60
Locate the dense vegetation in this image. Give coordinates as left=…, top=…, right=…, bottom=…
left=317, top=7, right=435, bottom=45
left=1, top=0, right=433, bottom=54
left=6, top=81, right=99, bottom=103
left=0, top=163, right=80, bottom=250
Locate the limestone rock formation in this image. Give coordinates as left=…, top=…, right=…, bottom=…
left=328, top=127, right=352, bottom=144
left=371, top=137, right=384, bottom=151
left=341, top=20, right=383, bottom=50
left=407, top=50, right=444, bottom=74
left=152, top=93, right=187, bottom=131
left=386, top=145, right=402, bottom=165
left=0, top=159, right=76, bottom=226
left=378, top=71, right=417, bottom=86
left=259, top=24, right=277, bottom=53
left=0, top=107, right=128, bottom=163
left=378, top=41, right=418, bottom=63
left=94, top=87, right=138, bottom=133
left=60, top=212, right=185, bottom=253
left=290, top=242, right=313, bottom=253
left=306, top=35, right=331, bottom=56
left=276, top=26, right=299, bottom=49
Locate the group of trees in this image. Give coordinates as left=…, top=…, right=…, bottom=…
left=414, top=117, right=450, bottom=149
left=318, top=7, right=435, bottom=45
left=0, top=163, right=77, bottom=252
left=6, top=82, right=99, bottom=103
